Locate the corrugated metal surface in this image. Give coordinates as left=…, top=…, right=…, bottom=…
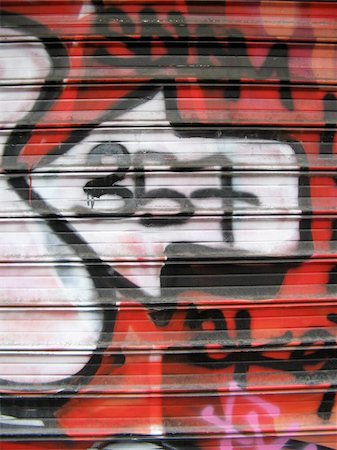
left=0, top=1, right=336, bottom=449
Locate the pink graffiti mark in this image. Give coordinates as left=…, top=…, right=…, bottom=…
left=201, top=382, right=318, bottom=450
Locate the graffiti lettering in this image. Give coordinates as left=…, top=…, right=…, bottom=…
left=202, top=382, right=299, bottom=450
left=82, top=142, right=259, bottom=229
left=93, top=6, right=295, bottom=110
left=184, top=306, right=337, bottom=418
left=94, top=6, right=189, bottom=63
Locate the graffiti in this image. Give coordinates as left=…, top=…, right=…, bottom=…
left=202, top=381, right=300, bottom=450
left=0, top=1, right=336, bottom=449
left=92, top=4, right=298, bottom=110
left=185, top=306, right=337, bottom=419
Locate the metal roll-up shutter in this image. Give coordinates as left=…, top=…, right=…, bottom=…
left=0, top=1, right=336, bottom=449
